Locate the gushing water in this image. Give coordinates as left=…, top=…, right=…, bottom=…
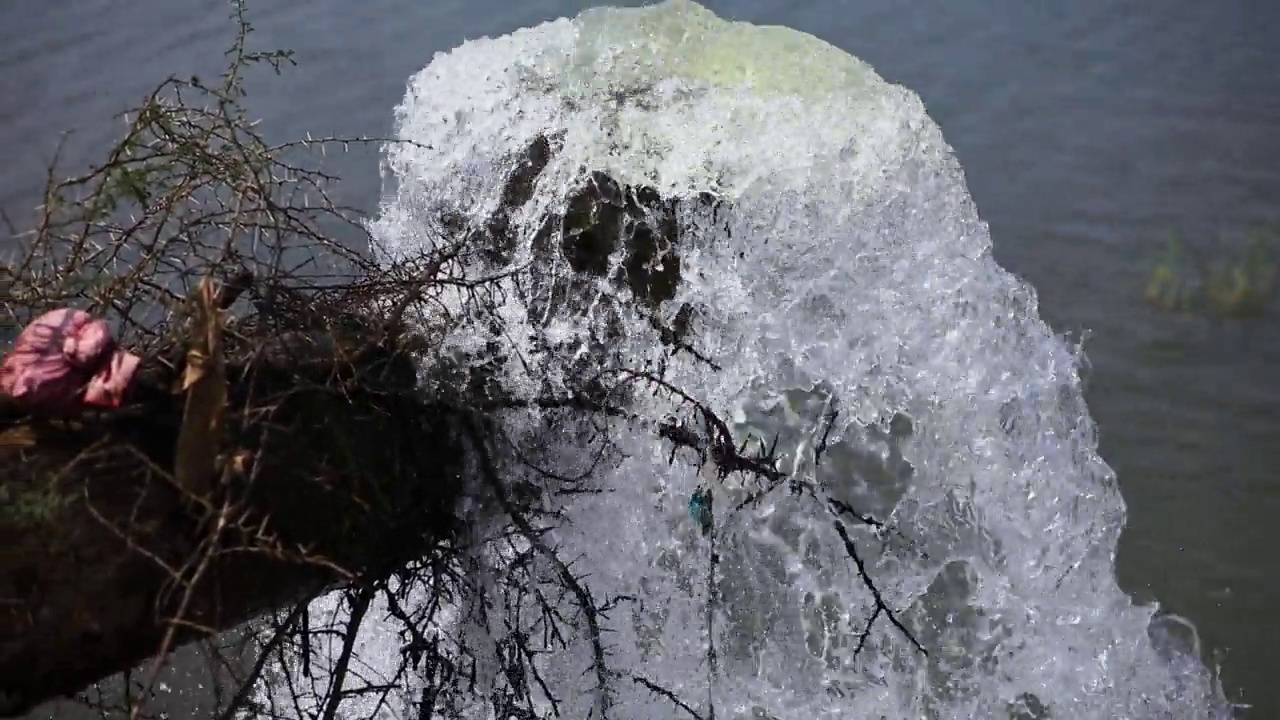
left=277, top=2, right=1234, bottom=718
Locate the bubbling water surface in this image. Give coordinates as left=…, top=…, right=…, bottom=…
left=294, top=2, right=1235, bottom=718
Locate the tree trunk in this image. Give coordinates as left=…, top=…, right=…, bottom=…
left=0, top=332, right=465, bottom=717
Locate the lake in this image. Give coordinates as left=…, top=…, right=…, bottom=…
left=2, top=0, right=1277, bottom=716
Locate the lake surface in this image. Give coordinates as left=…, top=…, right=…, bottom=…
left=2, top=0, right=1278, bottom=716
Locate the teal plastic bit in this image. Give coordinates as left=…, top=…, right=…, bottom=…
left=688, top=487, right=713, bottom=537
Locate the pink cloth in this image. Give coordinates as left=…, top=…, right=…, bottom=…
left=0, top=308, right=140, bottom=413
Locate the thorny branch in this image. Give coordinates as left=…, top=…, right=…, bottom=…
left=461, top=412, right=615, bottom=720
left=639, top=367, right=926, bottom=665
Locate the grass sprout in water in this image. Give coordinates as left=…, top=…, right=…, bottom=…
left=1145, top=226, right=1279, bottom=317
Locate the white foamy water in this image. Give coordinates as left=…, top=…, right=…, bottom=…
left=263, top=2, right=1235, bottom=718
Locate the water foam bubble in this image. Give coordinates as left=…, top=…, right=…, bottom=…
left=357, top=1, right=1234, bottom=717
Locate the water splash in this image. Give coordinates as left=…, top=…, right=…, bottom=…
left=317, top=1, right=1234, bottom=718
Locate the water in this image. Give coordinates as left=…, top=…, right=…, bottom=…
left=2, top=0, right=1277, bottom=717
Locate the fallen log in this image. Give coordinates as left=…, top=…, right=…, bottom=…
left=0, top=284, right=466, bottom=716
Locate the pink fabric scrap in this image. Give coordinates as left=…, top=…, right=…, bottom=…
left=0, top=308, right=140, bottom=413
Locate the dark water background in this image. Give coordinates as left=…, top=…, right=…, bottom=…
left=2, top=0, right=1278, bottom=716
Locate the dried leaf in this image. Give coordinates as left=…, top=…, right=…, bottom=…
left=174, top=276, right=227, bottom=497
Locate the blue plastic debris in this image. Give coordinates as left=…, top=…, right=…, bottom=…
left=688, top=487, right=713, bottom=537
